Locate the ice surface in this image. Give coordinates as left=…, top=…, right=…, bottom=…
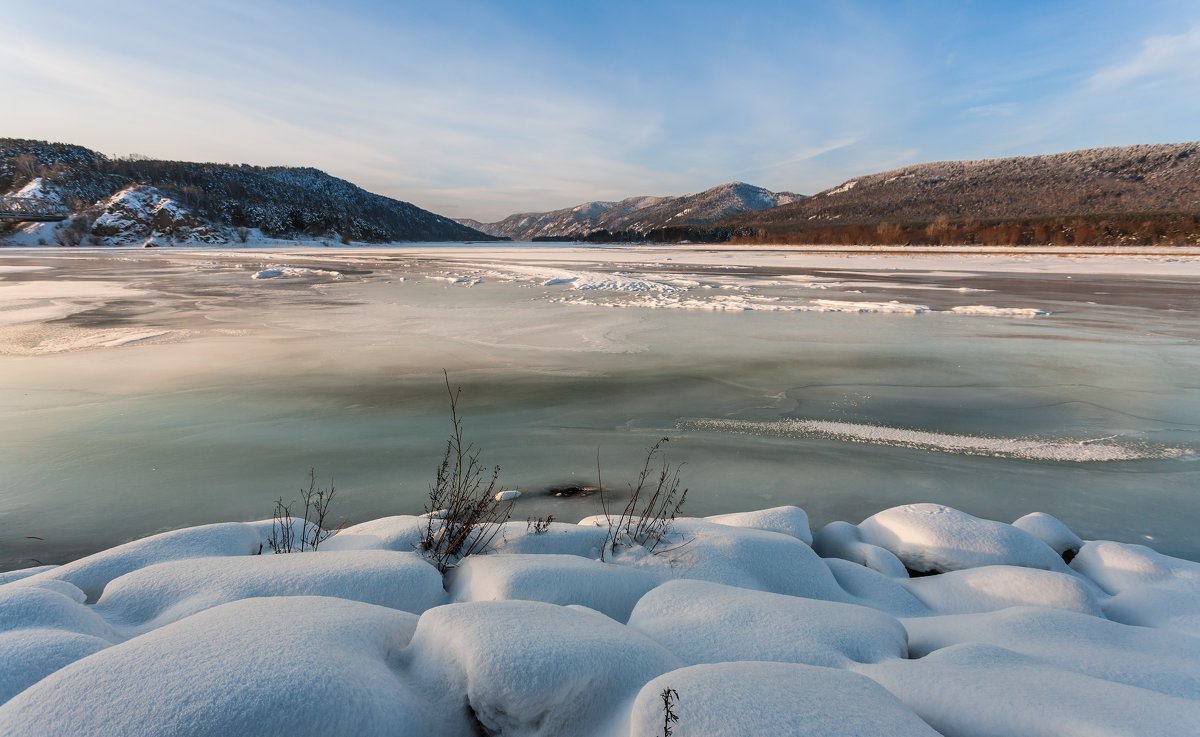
left=627, top=662, right=941, bottom=737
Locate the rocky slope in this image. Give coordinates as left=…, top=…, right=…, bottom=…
left=464, top=182, right=801, bottom=240
left=0, top=139, right=496, bottom=245
left=724, top=142, right=1200, bottom=231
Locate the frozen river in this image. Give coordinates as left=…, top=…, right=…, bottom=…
left=2, top=244, right=1199, bottom=570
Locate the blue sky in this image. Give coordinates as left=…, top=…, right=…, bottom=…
left=4, top=1, right=1199, bottom=219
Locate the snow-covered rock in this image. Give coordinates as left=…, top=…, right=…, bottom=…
left=626, top=662, right=941, bottom=737
left=705, top=505, right=812, bottom=545
left=93, top=550, right=445, bottom=633
left=1071, top=540, right=1200, bottom=635
left=861, top=643, right=1200, bottom=737
left=402, top=600, right=681, bottom=737
left=902, top=565, right=1103, bottom=616
left=448, top=553, right=662, bottom=622
left=628, top=579, right=908, bottom=667
left=1012, top=512, right=1084, bottom=557
left=16, top=522, right=264, bottom=602
left=904, top=606, right=1200, bottom=699
left=0, top=596, right=436, bottom=737
left=858, top=503, right=1068, bottom=574
left=90, top=186, right=227, bottom=245
left=813, top=520, right=909, bottom=577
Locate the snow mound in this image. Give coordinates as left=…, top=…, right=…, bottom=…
left=858, top=503, right=1068, bottom=574
left=902, top=565, right=1103, bottom=616
left=813, top=520, right=909, bottom=577
left=627, top=662, right=941, bottom=737
left=1012, top=512, right=1084, bottom=556
left=448, top=553, right=661, bottom=622
left=94, top=550, right=445, bottom=633
left=0, top=586, right=120, bottom=703
left=0, top=597, right=431, bottom=737
left=1071, top=540, right=1200, bottom=635
left=310, top=515, right=427, bottom=552
left=904, top=607, right=1200, bottom=699
left=402, top=600, right=680, bottom=737
left=861, top=643, right=1200, bottom=737
left=705, top=505, right=812, bottom=545
left=17, top=522, right=264, bottom=602
left=823, top=559, right=930, bottom=616
left=579, top=517, right=850, bottom=602
left=628, top=580, right=908, bottom=667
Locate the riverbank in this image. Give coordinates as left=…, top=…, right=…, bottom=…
left=1, top=502, right=1198, bottom=735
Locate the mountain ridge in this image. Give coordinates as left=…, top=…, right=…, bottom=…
left=460, top=181, right=801, bottom=240
left=0, top=139, right=497, bottom=245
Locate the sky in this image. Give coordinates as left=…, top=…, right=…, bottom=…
left=3, top=1, right=1200, bottom=220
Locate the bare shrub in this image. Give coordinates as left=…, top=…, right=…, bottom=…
left=599, top=438, right=688, bottom=561
left=660, top=687, right=680, bottom=736
left=526, top=515, right=554, bottom=534
left=53, top=217, right=91, bottom=247
left=419, top=372, right=513, bottom=573
left=267, top=468, right=341, bottom=553
left=236, top=226, right=250, bottom=243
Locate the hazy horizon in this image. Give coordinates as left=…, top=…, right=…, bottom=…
left=5, top=1, right=1200, bottom=220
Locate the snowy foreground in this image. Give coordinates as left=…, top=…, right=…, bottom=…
left=1, top=504, right=1199, bottom=736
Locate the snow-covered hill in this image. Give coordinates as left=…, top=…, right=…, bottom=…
left=0, top=139, right=497, bottom=245
left=726, top=142, right=1200, bottom=229
left=463, top=182, right=801, bottom=240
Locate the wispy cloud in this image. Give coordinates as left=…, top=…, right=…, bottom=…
left=1088, top=25, right=1200, bottom=90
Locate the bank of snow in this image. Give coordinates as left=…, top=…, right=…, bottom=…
left=2, top=503, right=1199, bottom=736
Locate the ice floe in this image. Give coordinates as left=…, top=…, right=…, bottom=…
left=681, top=417, right=1192, bottom=462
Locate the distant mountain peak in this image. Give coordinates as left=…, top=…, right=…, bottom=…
left=468, top=182, right=803, bottom=240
